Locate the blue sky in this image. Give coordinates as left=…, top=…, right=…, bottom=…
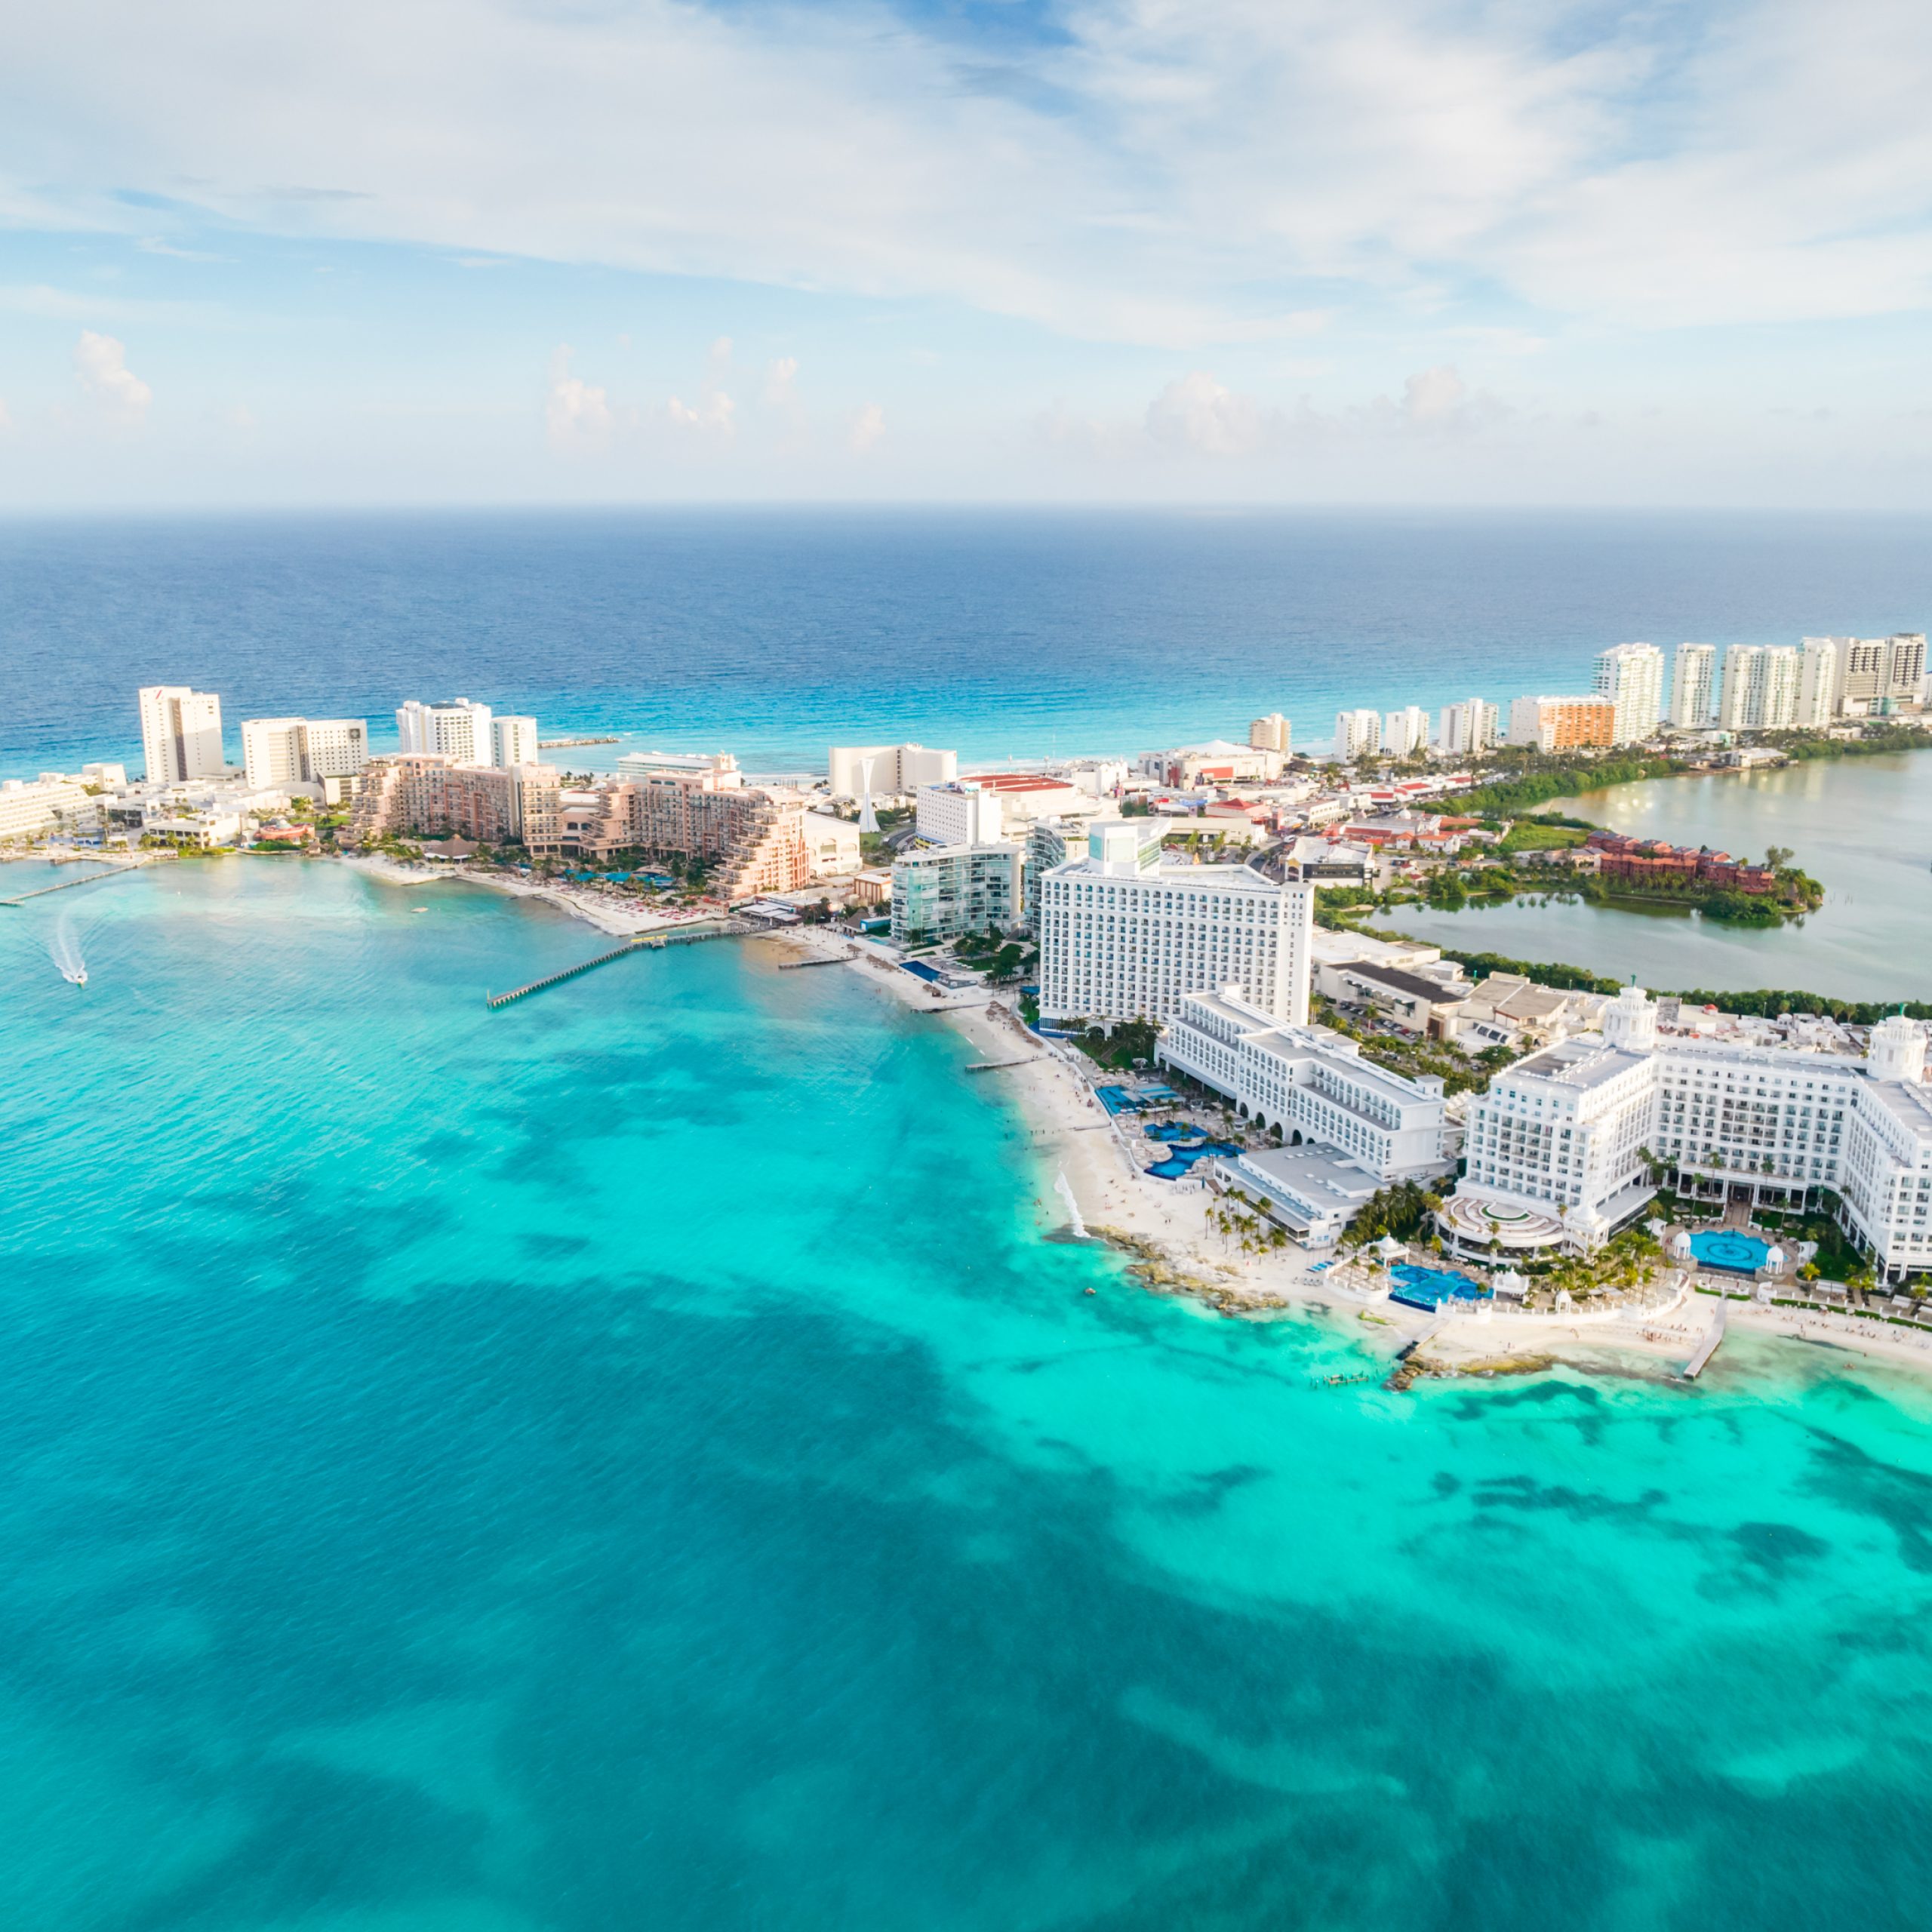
left=3, top=0, right=1930, bottom=506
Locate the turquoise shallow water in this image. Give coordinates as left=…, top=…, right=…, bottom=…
left=7, top=863, right=1932, bottom=1927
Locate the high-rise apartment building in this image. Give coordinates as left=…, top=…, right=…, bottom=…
left=1248, top=713, right=1291, bottom=755
left=1023, top=817, right=1086, bottom=931
left=396, top=698, right=493, bottom=764
left=891, top=843, right=1023, bottom=943
left=138, top=686, right=226, bottom=783
left=1435, top=698, right=1499, bottom=755
left=1669, top=645, right=1717, bottom=727
left=1507, top=696, right=1615, bottom=752
left=1718, top=646, right=1801, bottom=731
left=1382, top=706, right=1432, bottom=758
left=239, top=717, right=370, bottom=790
left=1795, top=637, right=1839, bottom=728
left=491, top=716, right=540, bottom=768
left=1333, top=709, right=1382, bottom=760
left=1592, top=642, right=1665, bottom=743
left=1036, top=820, right=1314, bottom=1026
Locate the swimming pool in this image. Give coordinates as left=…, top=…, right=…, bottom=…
left=1389, top=1263, right=1490, bottom=1310
left=1688, top=1230, right=1771, bottom=1274
left=1144, top=1140, right=1241, bottom=1179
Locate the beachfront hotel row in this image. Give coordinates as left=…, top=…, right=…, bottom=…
left=1029, top=820, right=1932, bottom=1284
left=8, top=681, right=1932, bottom=1284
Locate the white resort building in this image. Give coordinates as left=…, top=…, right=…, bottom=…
left=1444, top=988, right=1932, bottom=1279
left=1155, top=987, right=1449, bottom=1246
left=1035, top=820, right=1314, bottom=1026
left=1159, top=989, right=1449, bottom=1179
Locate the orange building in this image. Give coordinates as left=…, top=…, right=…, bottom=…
left=1506, top=695, right=1616, bottom=752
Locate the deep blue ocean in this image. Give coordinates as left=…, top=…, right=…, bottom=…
left=8, top=514, right=1932, bottom=1929
left=5, top=509, right=1931, bottom=777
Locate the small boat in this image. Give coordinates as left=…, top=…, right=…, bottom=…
left=63, top=968, right=86, bottom=986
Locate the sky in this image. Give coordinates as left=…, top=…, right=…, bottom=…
left=2, top=0, right=1931, bottom=508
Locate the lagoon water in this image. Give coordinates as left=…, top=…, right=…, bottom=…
left=8, top=860, right=1932, bottom=1927
left=1392, top=754, right=1932, bottom=1001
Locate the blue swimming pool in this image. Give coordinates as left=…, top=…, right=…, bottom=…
left=1688, top=1230, right=1771, bottom=1274
left=1389, top=1263, right=1490, bottom=1311
left=1145, top=1140, right=1241, bottom=1179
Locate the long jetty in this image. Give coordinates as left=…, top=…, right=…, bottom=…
left=485, top=919, right=739, bottom=1008
left=0, top=860, right=154, bottom=907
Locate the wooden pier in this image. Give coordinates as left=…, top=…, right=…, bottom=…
left=964, top=1057, right=1041, bottom=1073
left=485, top=919, right=740, bottom=1008
left=1, top=860, right=154, bottom=907
left=777, top=955, right=850, bottom=971
left=1681, top=1297, right=1727, bottom=1380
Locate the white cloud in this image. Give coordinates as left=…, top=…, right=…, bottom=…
left=665, top=336, right=737, bottom=438
left=544, top=344, right=612, bottom=451
left=667, top=389, right=735, bottom=436
left=762, top=357, right=798, bottom=409
left=1144, top=371, right=1272, bottom=457
left=1053, top=362, right=1509, bottom=461
left=847, top=402, right=884, bottom=454
left=9, top=0, right=1930, bottom=346
left=137, top=235, right=226, bottom=261
left=72, top=329, right=151, bottom=421
left=1396, top=364, right=1503, bottom=434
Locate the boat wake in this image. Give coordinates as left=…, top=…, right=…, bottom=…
left=50, top=913, right=88, bottom=986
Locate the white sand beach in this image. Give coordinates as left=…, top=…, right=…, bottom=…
left=772, top=929, right=1932, bottom=1390
left=342, top=853, right=720, bottom=938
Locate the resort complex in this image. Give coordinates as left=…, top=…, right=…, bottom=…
left=11, top=645, right=1932, bottom=1294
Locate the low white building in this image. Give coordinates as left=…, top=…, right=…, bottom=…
left=917, top=774, right=1094, bottom=846
left=1318, top=958, right=1475, bottom=1036
left=1037, top=820, right=1314, bottom=1026
left=1209, top=1145, right=1381, bottom=1247
left=1160, top=987, right=1450, bottom=1181
left=829, top=743, right=956, bottom=798
left=1138, top=740, right=1286, bottom=786
left=0, top=774, right=100, bottom=843
left=804, top=810, right=863, bottom=878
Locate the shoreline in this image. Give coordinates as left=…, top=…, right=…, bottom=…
left=340, top=851, right=721, bottom=939
left=764, top=924, right=1932, bottom=1396
left=326, top=878, right=1932, bottom=1398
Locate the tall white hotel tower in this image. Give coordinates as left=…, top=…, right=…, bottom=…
left=1592, top=642, right=1666, bottom=743
left=1037, top=820, right=1314, bottom=1027
left=138, top=686, right=226, bottom=783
